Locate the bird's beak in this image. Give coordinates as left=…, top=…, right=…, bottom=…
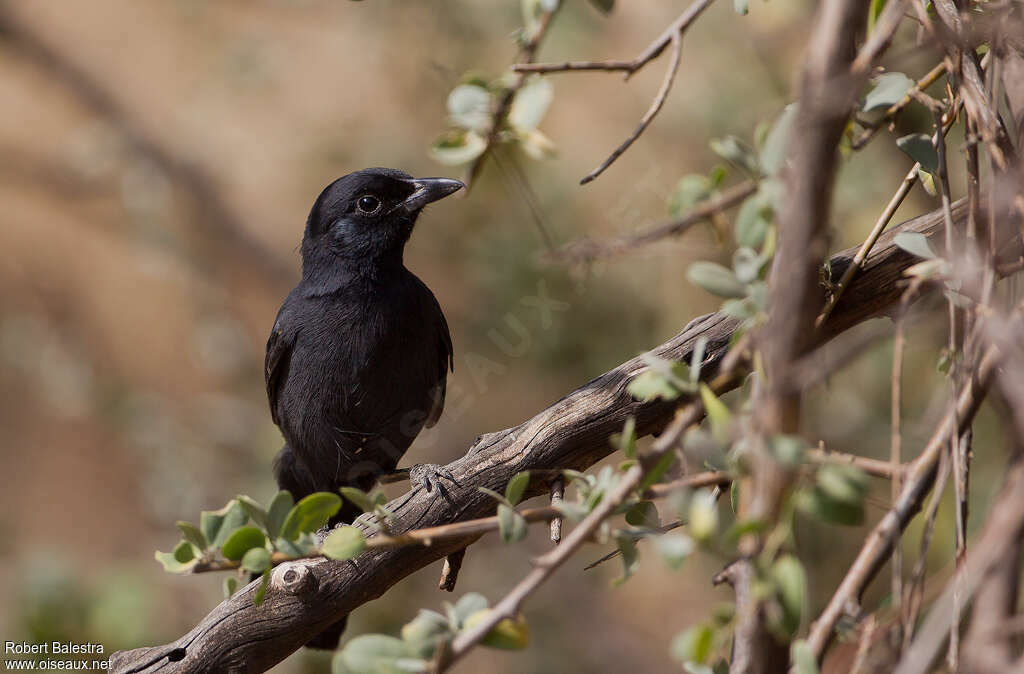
left=399, top=177, right=465, bottom=213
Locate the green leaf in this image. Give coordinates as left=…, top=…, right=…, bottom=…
left=266, top=490, right=294, bottom=541
left=699, top=384, right=732, bottom=444
left=656, top=533, right=694, bottom=569
left=893, top=231, right=937, bottom=259
left=275, top=534, right=317, bottom=557
left=760, top=104, right=797, bottom=175
left=498, top=504, right=528, bottom=543
left=862, top=72, right=914, bottom=112
left=709, top=165, right=728, bottom=188
left=279, top=492, right=342, bottom=541
left=430, top=130, right=487, bottom=166
left=200, top=500, right=249, bottom=549
left=517, top=129, right=558, bottom=160
left=155, top=549, right=195, bottom=573
left=671, top=623, right=714, bottom=664
left=918, top=167, right=938, bottom=196
left=625, top=501, right=660, bottom=528
left=688, top=489, right=719, bottom=541
left=509, top=77, right=553, bottom=132
left=339, top=487, right=376, bottom=513
left=223, top=576, right=238, bottom=599
left=322, top=526, right=367, bottom=560
left=628, top=371, right=681, bottom=402
left=771, top=555, right=807, bottom=637
left=612, top=534, right=639, bottom=585
left=721, top=299, right=754, bottom=320
left=709, top=136, right=759, bottom=175
left=401, top=610, right=452, bottom=655
left=451, top=592, right=490, bottom=627
left=896, top=133, right=939, bottom=172
left=477, top=486, right=512, bottom=507
left=688, top=262, right=746, bottom=299
left=734, top=0, right=749, bottom=14
left=447, top=84, right=493, bottom=132
left=639, top=450, right=676, bottom=492
left=221, top=526, right=266, bottom=561
left=336, top=634, right=410, bottom=674
left=668, top=174, right=712, bottom=217
left=732, top=247, right=762, bottom=284
left=725, top=517, right=768, bottom=543
left=173, top=539, right=195, bottom=564
left=463, top=610, right=530, bottom=650
left=734, top=194, right=772, bottom=249
left=798, top=488, right=865, bottom=526
left=505, top=471, right=530, bottom=506
left=587, top=0, right=614, bottom=13
left=791, top=640, right=819, bottom=674
left=553, top=501, right=588, bottom=522
left=690, top=337, right=707, bottom=384
left=236, top=495, right=269, bottom=533
left=816, top=464, right=869, bottom=504
left=772, top=435, right=806, bottom=468
left=253, top=570, right=270, bottom=606
left=175, top=522, right=207, bottom=553
left=612, top=416, right=638, bottom=459
left=241, top=547, right=271, bottom=574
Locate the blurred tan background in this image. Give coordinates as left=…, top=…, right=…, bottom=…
left=0, top=1, right=1004, bottom=671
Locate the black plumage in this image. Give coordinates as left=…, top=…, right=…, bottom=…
left=266, top=168, right=462, bottom=526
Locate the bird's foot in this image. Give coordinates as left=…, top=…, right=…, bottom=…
left=409, top=463, right=460, bottom=494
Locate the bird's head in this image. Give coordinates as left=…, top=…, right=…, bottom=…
left=301, top=168, right=463, bottom=274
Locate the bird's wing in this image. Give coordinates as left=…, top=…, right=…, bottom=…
left=265, top=309, right=298, bottom=428
left=424, top=300, right=454, bottom=429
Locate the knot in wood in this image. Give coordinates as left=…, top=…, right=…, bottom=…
left=271, top=561, right=318, bottom=597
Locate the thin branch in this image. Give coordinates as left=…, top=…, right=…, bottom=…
left=549, top=477, right=564, bottom=544
left=552, top=179, right=757, bottom=263
left=890, top=304, right=907, bottom=640
left=901, top=447, right=952, bottom=652
left=851, top=62, right=948, bottom=150
left=851, top=0, right=910, bottom=76
left=806, top=339, right=1005, bottom=659
left=582, top=521, right=685, bottom=571
left=509, top=0, right=717, bottom=185
left=513, top=59, right=639, bottom=74
left=464, top=7, right=560, bottom=188
left=512, top=0, right=717, bottom=79
left=927, top=93, right=971, bottom=669
left=579, top=31, right=683, bottom=185
left=895, top=457, right=1024, bottom=674
left=737, top=1, right=867, bottom=670
left=807, top=447, right=908, bottom=481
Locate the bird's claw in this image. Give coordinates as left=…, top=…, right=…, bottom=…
left=409, top=463, right=459, bottom=493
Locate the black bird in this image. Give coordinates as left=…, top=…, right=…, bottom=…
left=266, top=168, right=462, bottom=528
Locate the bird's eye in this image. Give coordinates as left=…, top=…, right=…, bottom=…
left=356, top=195, right=381, bottom=213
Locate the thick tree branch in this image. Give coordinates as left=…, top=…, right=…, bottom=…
left=109, top=198, right=1020, bottom=674
left=734, top=3, right=865, bottom=671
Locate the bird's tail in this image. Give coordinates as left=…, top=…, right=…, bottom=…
left=270, top=444, right=357, bottom=650
left=273, top=444, right=365, bottom=525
